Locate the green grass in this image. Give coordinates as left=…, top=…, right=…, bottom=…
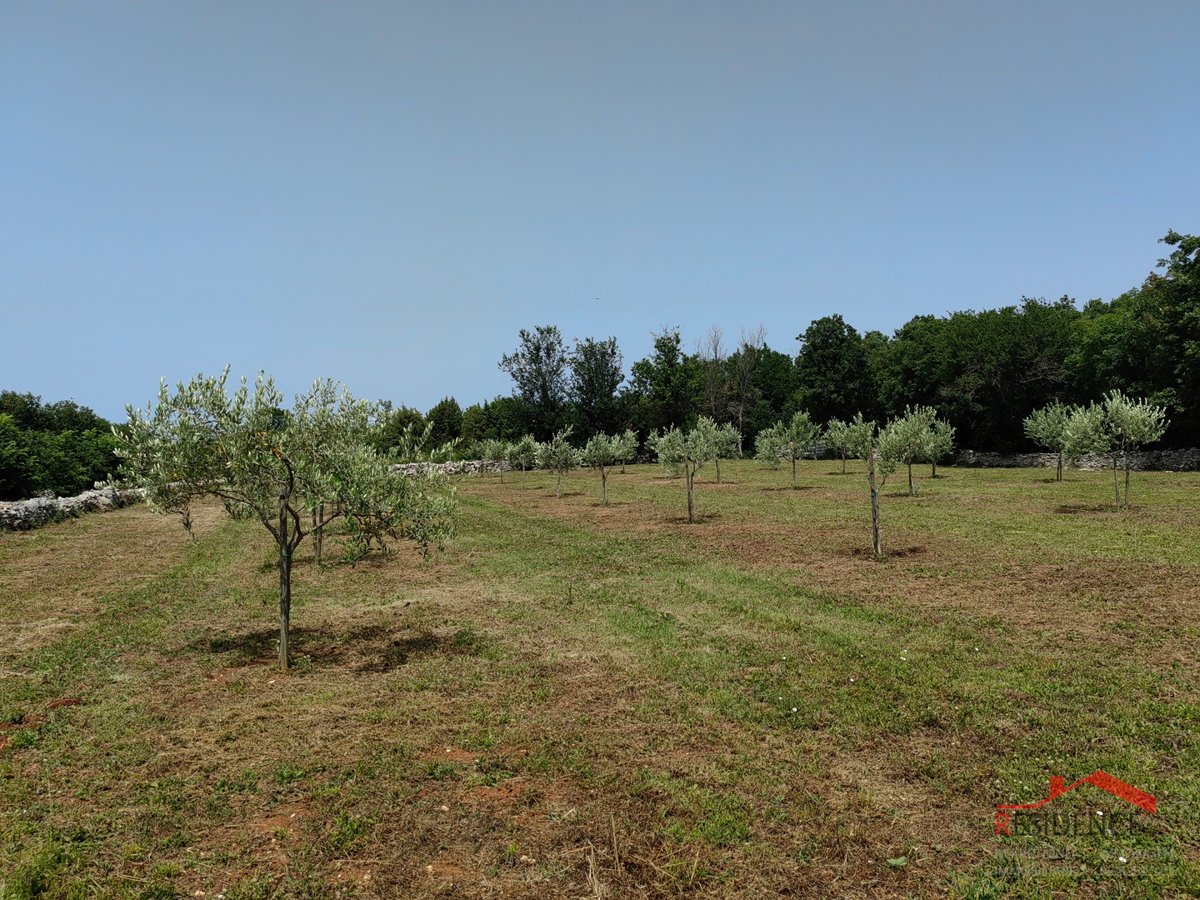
left=1, top=460, right=1198, bottom=897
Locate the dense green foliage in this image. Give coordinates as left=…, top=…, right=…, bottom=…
left=425, top=397, right=464, bottom=446
left=0, top=392, right=120, bottom=501
left=454, top=230, right=1198, bottom=455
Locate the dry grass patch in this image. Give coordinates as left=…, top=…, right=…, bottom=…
left=0, top=503, right=225, bottom=659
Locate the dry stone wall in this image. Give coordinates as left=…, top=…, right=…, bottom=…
left=0, top=462, right=507, bottom=532
left=0, top=487, right=145, bottom=531
left=391, top=460, right=510, bottom=476
left=952, top=449, right=1200, bottom=471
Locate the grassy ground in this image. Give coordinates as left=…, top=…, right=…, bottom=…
left=1, top=460, right=1198, bottom=898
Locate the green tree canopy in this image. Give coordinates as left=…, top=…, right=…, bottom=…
left=794, top=315, right=873, bottom=426
left=499, top=325, right=570, bottom=439
left=426, top=397, right=464, bottom=446
left=115, top=370, right=456, bottom=670
left=0, top=392, right=118, bottom=500
left=629, top=327, right=699, bottom=435
left=570, top=336, right=625, bottom=439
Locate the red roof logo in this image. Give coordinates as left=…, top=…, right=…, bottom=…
left=995, top=771, right=1156, bottom=836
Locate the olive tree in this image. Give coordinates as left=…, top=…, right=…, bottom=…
left=1023, top=402, right=1075, bottom=481
left=823, top=418, right=854, bottom=474
left=477, top=438, right=508, bottom=482
left=115, top=370, right=455, bottom=670
left=1064, top=391, right=1168, bottom=507
left=926, top=418, right=956, bottom=478
left=754, top=411, right=820, bottom=486
left=648, top=418, right=719, bottom=523
left=824, top=414, right=876, bottom=475
left=538, top=426, right=582, bottom=497
left=506, top=435, right=538, bottom=488
left=885, top=406, right=946, bottom=494
left=613, top=428, right=639, bottom=474
left=846, top=417, right=898, bottom=559
left=689, top=416, right=738, bottom=484
left=582, top=433, right=620, bottom=505
left=712, top=421, right=741, bottom=483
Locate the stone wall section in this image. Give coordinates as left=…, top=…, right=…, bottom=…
left=952, top=448, right=1200, bottom=471
left=391, top=460, right=510, bottom=477
left=0, top=487, right=146, bottom=531
left=0, top=463, right=507, bottom=532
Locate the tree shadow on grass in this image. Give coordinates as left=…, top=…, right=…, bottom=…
left=849, top=545, right=926, bottom=559
left=1054, top=503, right=1119, bottom=516
left=197, top=623, right=492, bottom=673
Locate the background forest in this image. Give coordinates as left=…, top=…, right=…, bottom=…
left=392, top=231, right=1200, bottom=454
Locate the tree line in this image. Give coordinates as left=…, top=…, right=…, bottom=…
left=380, top=230, right=1197, bottom=455
left=0, top=392, right=120, bottom=501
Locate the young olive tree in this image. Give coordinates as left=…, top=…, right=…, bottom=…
left=823, top=418, right=853, bottom=474
left=649, top=418, right=719, bottom=523
left=926, top=418, right=956, bottom=478
left=506, top=435, right=538, bottom=489
left=690, top=416, right=737, bottom=484
left=115, top=370, right=455, bottom=670
left=477, top=438, right=508, bottom=482
left=712, top=421, right=741, bottom=483
left=537, top=426, right=582, bottom=497
left=823, top=413, right=876, bottom=476
left=1064, top=391, right=1168, bottom=507
left=613, top=428, right=639, bottom=474
left=582, top=433, right=620, bottom=505
left=846, top=417, right=897, bottom=559
left=886, top=406, right=941, bottom=495
left=754, top=423, right=783, bottom=470
left=1023, top=402, right=1075, bottom=481
left=754, top=411, right=820, bottom=486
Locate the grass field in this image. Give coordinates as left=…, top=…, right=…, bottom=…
left=1, top=460, right=1198, bottom=899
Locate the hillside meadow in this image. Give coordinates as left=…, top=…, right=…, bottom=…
left=1, top=460, right=1198, bottom=899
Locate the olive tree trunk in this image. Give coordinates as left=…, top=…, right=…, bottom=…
left=685, top=462, right=695, bottom=524
left=312, top=503, right=325, bottom=565
left=278, top=488, right=293, bottom=671
left=867, top=454, right=883, bottom=559
left=1123, top=451, right=1132, bottom=508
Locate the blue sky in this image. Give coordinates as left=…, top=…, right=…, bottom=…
left=3, top=1, right=1197, bottom=421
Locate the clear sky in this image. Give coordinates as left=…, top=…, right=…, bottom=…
left=3, top=1, right=1198, bottom=421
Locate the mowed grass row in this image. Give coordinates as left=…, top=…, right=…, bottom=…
left=0, top=460, right=1197, bottom=899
